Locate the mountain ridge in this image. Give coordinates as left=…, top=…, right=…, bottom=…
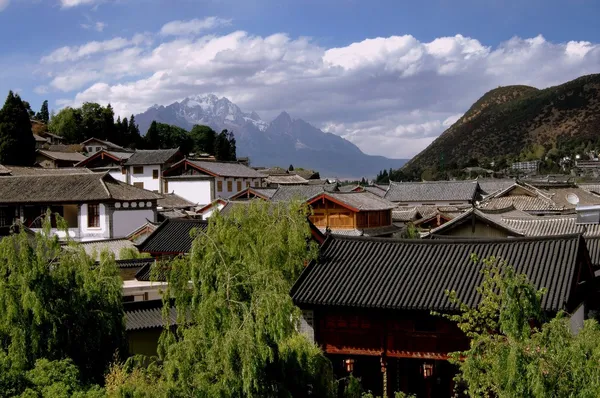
left=135, top=95, right=407, bottom=178
left=402, top=73, right=600, bottom=173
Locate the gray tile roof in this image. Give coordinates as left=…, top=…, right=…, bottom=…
left=0, top=173, right=160, bottom=204
left=578, top=184, right=600, bottom=195
left=317, top=191, right=396, bottom=211
left=426, top=208, right=525, bottom=236
left=477, top=178, right=517, bottom=196
left=0, top=166, right=93, bottom=176
left=270, top=184, right=337, bottom=202
left=0, top=165, right=10, bottom=175
left=125, top=148, right=181, bottom=166
left=265, top=174, right=308, bottom=185
left=479, top=195, right=563, bottom=212
left=137, top=218, right=208, bottom=254
left=501, top=215, right=600, bottom=238
left=384, top=181, right=479, bottom=203
left=81, top=138, right=125, bottom=151
left=392, top=207, right=419, bottom=222
left=364, top=185, right=388, bottom=197
left=186, top=160, right=266, bottom=178
left=135, top=262, right=168, bottom=282
left=158, top=193, right=197, bottom=208
left=124, top=301, right=177, bottom=331
left=291, top=234, right=591, bottom=312
left=36, top=150, right=87, bottom=163
left=318, top=224, right=401, bottom=237
left=546, top=187, right=600, bottom=209
left=80, top=238, right=137, bottom=260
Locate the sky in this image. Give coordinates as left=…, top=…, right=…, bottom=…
left=1, top=0, right=599, bottom=159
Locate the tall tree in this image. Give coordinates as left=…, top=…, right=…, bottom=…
left=103, top=104, right=117, bottom=143
left=226, top=129, right=237, bottom=161
left=288, top=164, right=294, bottom=171
left=214, top=129, right=236, bottom=161
left=151, top=201, right=336, bottom=396
left=145, top=121, right=160, bottom=149
left=48, top=107, right=83, bottom=144
left=0, top=91, right=36, bottom=166
left=37, top=100, right=50, bottom=124
left=22, top=101, right=36, bottom=119
left=189, top=124, right=216, bottom=154
left=128, top=115, right=142, bottom=149
left=0, top=217, right=125, bottom=395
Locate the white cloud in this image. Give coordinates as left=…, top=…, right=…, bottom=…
left=41, top=29, right=600, bottom=158
left=160, top=17, right=232, bottom=36
left=34, top=85, right=49, bottom=95
left=0, top=0, right=9, bottom=12
left=81, top=21, right=106, bottom=32
left=60, top=0, right=97, bottom=8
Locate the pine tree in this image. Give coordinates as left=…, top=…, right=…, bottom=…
left=226, top=129, right=237, bottom=161
left=145, top=121, right=160, bottom=149
left=0, top=91, right=36, bottom=166
left=103, top=104, right=117, bottom=144
left=128, top=115, right=142, bottom=148
left=289, top=164, right=294, bottom=172
left=38, top=100, right=49, bottom=124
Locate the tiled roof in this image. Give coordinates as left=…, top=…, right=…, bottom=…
left=546, top=187, right=600, bottom=209
left=185, top=160, right=266, bottom=178
left=392, top=207, right=419, bottom=222
left=81, top=138, right=125, bottom=151
left=135, top=262, right=169, bottom=282
left=265, top=174, right=309, bottom=185
left=384, top=180, right=479, bottom=203
left=364, top=185, right=388, bottom=198
left=114, top=258, right=154, bottom=269
left=158, top=193, right=197, bottom=208
left=270, top=184, right=337, bottom=202
left=294, top=169, right=320, bottom=180
left=124, top=301, right=177, bottom=331
left=74, top=150, right=133, bottom=167
left=318, top=224, right=401, bottom=237
left=80, top=238, right=137, bottom=261
left=479, top=195, right=563, bottom=212
left=291, top=234, right=589, bottom=312
left=0, top=166, right=92, bottom=176
left=578, top=184, right=600, bottom=195
left=33, top=134, right=48, bottom=142
left=0, top=165, right=11, bottom=175
left=0, top=173, right=160, bottom=204
left=311, top=192, right=396, bottom=211
left=426, top=208, right=525, bottom=236
left=477, top=178, right=517, bottom=196
left=137, top=218, right=209, bottom=254
left=125, top=148, right=180, bottom=166
left=36, top=150, right=87, bottom=162
left=501, top=215, right=600, bottom=238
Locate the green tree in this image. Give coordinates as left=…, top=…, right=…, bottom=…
left=145, top=121, right=160, bottom=149
left=289, top=164, right=294, bottom=171
left=441, top=255, right=600, bottom=397
left=214, top=129, right=236, bottom=161
left=23, top=101, right=36, bottom=119
left=146, top=201, right=336, bottom=396
left=37, top=100, right=50, bottom=124
left=128, top=115, right=142, bottom=148
left=0, top=91, right=36, bottom=166
left=189, top=124, right=216, bottom=154
left=48, top=107, right=83, bottom=143
left=0, top=217, right=125, bottom=394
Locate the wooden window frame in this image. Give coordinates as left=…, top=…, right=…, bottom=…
left=217, top=181, right=223, bottom=192
left=87, top=204, right=100, bottom=228
left=236, top=181, right=242, bottom=192
left=227, top=181, right=233, bottom=192
left=133, top=166, right=144, bottom=175
left=152, top=169, right=159, bottom=179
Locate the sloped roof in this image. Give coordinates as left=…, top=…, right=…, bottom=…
left=0, top=173, right=160, bottom=204
left=392, top=207, right=419, bottom=222
left=364, top=185, right=388, bottom=197
left=384, top=180, right=479, bottom=203
left=81, top=137, right=126, bottom=151
left=135, top=261, right=169, bottom=282
left=546, top=187, right=600, bottom=209
left=270, top=184, right=337, bottom=202
left=291, top=234, right=590, bottom=312
left=425, top=208, right=525, bottom=236
left=80, top=238, right=137, bottom=261
left=477, top=178, right=517, bottom=196
left=0, top=165, right=11, bottom=175
left=309, top=191, right=396, bottom=211
left=0, top=166, right=93, bottom=176
left=318, top=224, right=401, bottom=237
left=501, top=215, right=600, bottom=238
left=182, top=159, right=266, bottom=178
left=124, top=301, right=177, bottom=331
left=265, top=174, right=309, bottom=185
left=578, top=184, right=600, bottom=195
left=33, top=134, right=48, bottom=143
left=36, top=150, right=87, bottom=163
left=74, top=149, right=133, bottom=167
left=158, top=193, right=197, bottom=208
left=479, top=195, right=563, bottom=212
left=228, top=187, right=277, bottom=201
left=125, top=148, right=181, bottom=166
left=137, top=218, right=209, bottom=254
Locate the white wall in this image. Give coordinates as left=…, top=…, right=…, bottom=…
left=167, top=179, right=213, bottom=206
left=112, top=208, right=156, bottom=238
left=201, top=201, right=225, bottom=219
left=129, top=165, right=161, bottom=193
left=214, top=176, right=265, bottom=199
left=109, top=170, right=127, bottom=183
left=79, top=203, right=110, bottom=241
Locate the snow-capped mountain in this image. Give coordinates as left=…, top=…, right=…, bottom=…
left=135, top=95, right=406, bottom=178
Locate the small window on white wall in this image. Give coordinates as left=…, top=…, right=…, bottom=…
left=88, top=204, right=100, bottom=228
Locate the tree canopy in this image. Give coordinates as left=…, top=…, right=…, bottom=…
left=441, top=255, right=600, bottom=397
left=0, top=91, right=36, bottom=166
left=0, top=217, right=125, bottom=395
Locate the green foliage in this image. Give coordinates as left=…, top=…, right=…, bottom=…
left=48, top=107, right=84, bottom=143
left=401, top=223, right=420, bottom=239
left=141, top=200, right=335, bottom=397
left=144, top=121, right=193, bottom=154
left=118, top=247, right=151, bottom=260
left=0, top=91, right=36, bottom=166
left=441, top=255, right=600, bottom=397
left=189, top=124, right=217, bottom=154
left=214, top=128, right=237, bottom=161
left=36, top=100, right=50, bottom=124
left=0, top=216, right=125, bottom=395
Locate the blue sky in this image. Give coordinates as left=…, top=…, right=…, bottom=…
left=0, top=0, right=599, bottom=158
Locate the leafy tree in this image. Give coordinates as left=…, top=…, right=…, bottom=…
left=129, top=201, right=336, bottom=397
left=128, top=115, right=142, bottom=148
left=189, top=124, right=217, bottom=154
left=37, top=100, right=50, bottom=124
left=23, top=101, right=36, bottom=119
left=289, top=164, right=294, bottom=172
left=0, top=91, right=36, bottom=166
left=214, top=129, right=236, bottom=161
left=145, top=121, right=160, bottom=149
left=0, top=216, right=125, bottom=394
left=48, top=107, right=83, bottom=143
left=440, top=255, right=600, bottom=397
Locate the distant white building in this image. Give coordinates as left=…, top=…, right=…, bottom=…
left=123, top=149, right=183, bottom=193
left=0, top=169, right=161, bottom=241
left=162, top=159, right=267, bottom=206
left=74, top=149, right=134, bottom=182
left=81, top=138, right=128, bottom=154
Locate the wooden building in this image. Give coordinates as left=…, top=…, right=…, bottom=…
left=291, top=235, right=596, bottom=397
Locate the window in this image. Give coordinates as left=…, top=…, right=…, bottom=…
left=217, top=181, right=223, bottom=192
left=95, top=146, right=101, bottom=152
left=237, top=181, right=242, bottom=191
left=133, top=182, right=144, bottom=189
left=87, top=204, right=100, bottom=228
left=164, top=180, right=169, bottom=193
left=152, top=169, right=159, bottom=179
left=254, top=181, right=259, bottom=188
left=246, top=181, right=250, bottom=188
left=0, top=209, right=6, bottom=226
left=227, top=181, right=233, bottom=192
left=121, top=167, right=126, bottom=175
left=133, top=166, right=143, bottom=174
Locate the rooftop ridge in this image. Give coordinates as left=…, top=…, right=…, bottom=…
left=327, top=232, right=582, bottom=245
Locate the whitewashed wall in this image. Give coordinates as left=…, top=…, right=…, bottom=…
left=112, top=207, right=156, bottom=238
left=214, top=177, right=265, bottom=199
left=167, top=179, right=213, bottom=206
left=79, top=203, right=110, bottom=241
left=129, top=165, right=161, bottom=192
left=201, top=201, right=226, bottom=219
left=109, top=170, right=127, bottom=183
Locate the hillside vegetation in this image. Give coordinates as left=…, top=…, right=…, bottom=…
left=402, top=74, right=600, bottom=175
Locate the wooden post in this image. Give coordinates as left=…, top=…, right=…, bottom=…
left=381, top=356, right=388, bottom=398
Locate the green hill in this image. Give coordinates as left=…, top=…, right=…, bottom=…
left=403, top=74, right=600, bottom=174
